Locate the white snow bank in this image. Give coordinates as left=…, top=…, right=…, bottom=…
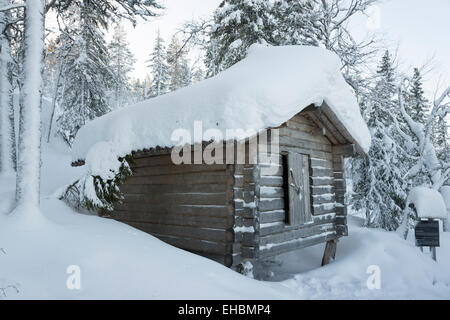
left=72, top=45, right=371, bottom=162
left=279, top=216, right=450, bottom=299
left=440, top=186, right=450, bottom=210
left=406, top=187, right=447, bottom=219
left=0, top=198, right=297, bottom=299
left=2, top=144, right=450, bottom=299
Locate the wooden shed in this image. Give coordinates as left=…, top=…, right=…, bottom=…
left=71, top=45, right=370, bottom=274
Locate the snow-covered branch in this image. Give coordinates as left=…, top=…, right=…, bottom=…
left=398, top=81, right=450, bottom=190
left=0, top=2, right=24, bottom=12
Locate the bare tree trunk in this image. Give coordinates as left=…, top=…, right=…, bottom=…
left=47, top=61, right=63, bottom=143
left=15, top=0, right=45, bottom=210
left=0, top=0, right=15, bottom=174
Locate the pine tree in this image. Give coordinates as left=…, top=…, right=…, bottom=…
left=352, top=51, right=410, bottom=230
left=205, top=0, right=274, bottom=75
left=432, top=116, right=449, bottom=165
left=271, top=0, right=321, bottom=46
left=108, top=23, right=136, bottom=109
left=166, top=35, right=191, bottom=92
left=406, top=68, right=429, bottom=124
left=57, top=2, right=114, bottom=145
left=147, top=30, right=169, bottom=97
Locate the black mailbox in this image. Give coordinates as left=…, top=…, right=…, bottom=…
left=415, top=220, right=440, bottom=247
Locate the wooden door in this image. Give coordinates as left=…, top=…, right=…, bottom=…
left=288, top=152, right=312, bottom=225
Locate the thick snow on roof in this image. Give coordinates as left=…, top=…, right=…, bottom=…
left=72, top=45, right=371, bottom=162
left=407, top=187, right=447, bottom=219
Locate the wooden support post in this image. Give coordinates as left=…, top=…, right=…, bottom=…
left=431, top=247, right=437, bottom=262
left=321, top=239, right=338, bottom=266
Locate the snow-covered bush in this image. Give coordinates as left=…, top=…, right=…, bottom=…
left=61, top=142, right=133, bottom=213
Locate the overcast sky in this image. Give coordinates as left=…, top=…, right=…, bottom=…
left=123, top=0, right=450, bottom=97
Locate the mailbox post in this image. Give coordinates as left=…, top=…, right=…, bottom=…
left=414, top=219, right=439, bottom=261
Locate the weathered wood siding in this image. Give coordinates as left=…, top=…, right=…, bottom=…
left=252, top=112, right=345, bottom=259
left=107, top=107, right=351, bottom=267
left=111, top=152, right=236, bottom=267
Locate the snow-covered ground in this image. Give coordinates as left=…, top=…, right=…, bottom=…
left=1, top=143, right=449, bottom=299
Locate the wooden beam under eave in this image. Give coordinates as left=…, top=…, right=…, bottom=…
left=332, top=144, right=356, bottom=156
left=315, top=111, right=348, bottom=144
left=303, top=112, right=340, bottom=145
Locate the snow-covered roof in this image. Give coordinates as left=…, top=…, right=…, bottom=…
left=72, top=45, right=371, bottom=162
left=407, top=187, right=447, bottom=219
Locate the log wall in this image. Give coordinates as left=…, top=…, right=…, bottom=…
left=111, top=152, right=236, bottom=267
left=108, top=107, right=351, bottom=267
left=250, top=112, right=345, bottom=259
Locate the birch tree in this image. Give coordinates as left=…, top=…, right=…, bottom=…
left=147, top=30, right=169, bottom=97
left=0, top=0, right=15, bottom=174
left=108, top=22, right=135, bottom=109
left=397, top=82, right=450, bottom=236
left=15, top=0, right=45, bottom=211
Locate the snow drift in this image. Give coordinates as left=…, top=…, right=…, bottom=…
left=72, top=45, right=371, bottom=162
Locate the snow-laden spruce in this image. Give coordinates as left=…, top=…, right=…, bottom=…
left=73, top=45, right=371, bottom=161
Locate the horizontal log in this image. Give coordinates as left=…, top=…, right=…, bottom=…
left=133, top=163, right=228, bottom=176
left=241, top=245, right=257, bottom=259
left=311, top=176, right=334, bottom=186
left=311, top=185, right=334, bottom=195
left=312, top=193, right=336, bottom=205
left=259, top=213, right=335, bottom=236
left=259, top=210, right=286, bottom=223
left=259, top=222, right=286, bottom=236
left=332, top=144, right=356, bottom=156
left=126, top=221, right=234, bottom=243
left=335, top=206, right=347, bottom=216
left=335, top=216, right=347, bottom=225
left=311, top=167, right=333, bottom=177
left=333, top=172, right=344, bottom=179
left=333, top=179, right=346, bottom=190
left=114, top=203, right=233, bottom=217
left=313, top=203, right=335, bottom=215
left=332, top=154, right=344, bottom=165
left=126, top=171, right=231, bottom=185
left=310, top=157, right=333, bottom=169
left=278, top=136, right=332, bottom=153
left=259, top=222, right=336, bottom=244
left=258, top=163, right=282, bottom=177
left=112, top=211, right=234, bottom=229
left=258, top=198, right=285, bottom=212
left=259, top=176, right=283, bottom=187
left=287, top=114, right=316, bottom=126
left=258, top=186, right=284, bottom=198
left=121, top=183, right=228, bottom=194
left=155, top=234, right=232, bottom=255
left=121, top=192, right=228, bottom=206
left=279, top=126, right=331, bottom=146
left=258, top=232, right=338, bottom=259
left=280, top=146, right=333, bottom=160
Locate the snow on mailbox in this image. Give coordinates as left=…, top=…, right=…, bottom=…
left=406, top=187, right=447, bottom=261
